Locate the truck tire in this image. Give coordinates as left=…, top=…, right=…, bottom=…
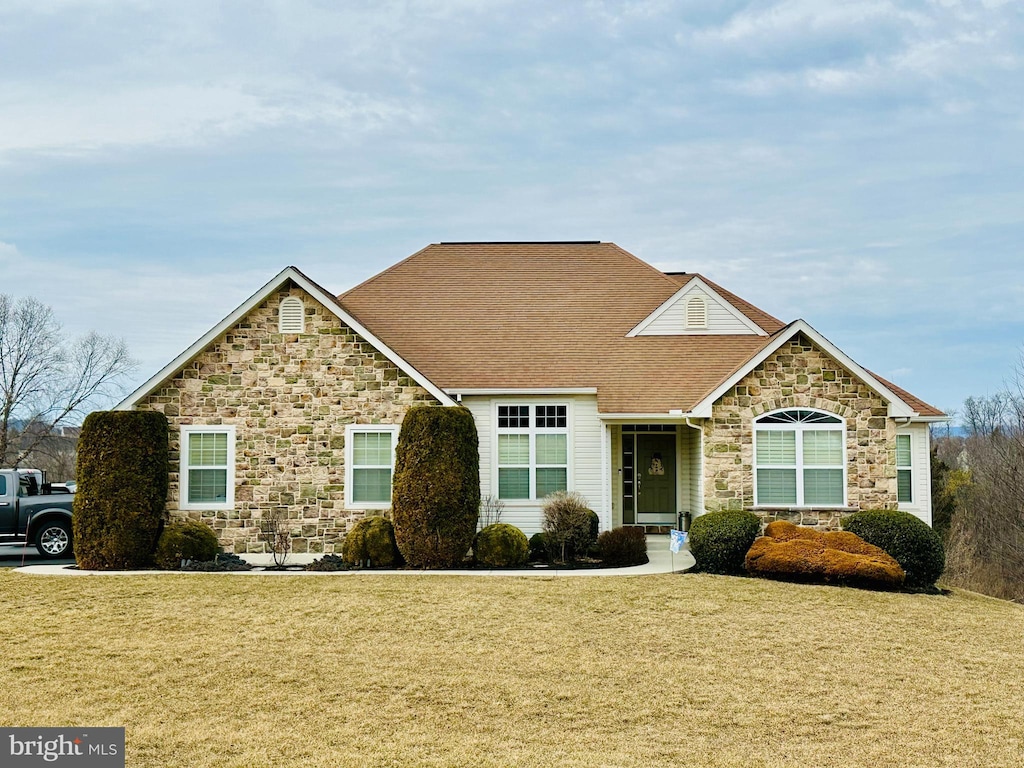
left=35, top=520, right=73, bottom=558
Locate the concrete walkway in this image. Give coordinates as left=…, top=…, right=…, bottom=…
left=13, top=535, right=694, bottom=577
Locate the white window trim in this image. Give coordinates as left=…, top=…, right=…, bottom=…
left=279, top=296, right=305, bottom=333
left=896, top=432, right=913, bottom=505
left=493, top=401, right=573, bottom=503
left=344, top=424, right=399, bottom=510
left=180, top=425, right=236, bottom=511
left=753, top=409, right=847, bottom=508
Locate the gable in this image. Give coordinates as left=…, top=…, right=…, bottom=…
left=627, top=277, right=768, bottom=337
left=118, top=267, right=456, bottom=410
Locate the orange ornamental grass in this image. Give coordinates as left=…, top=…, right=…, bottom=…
left=2, top=569, right=1023, bottom=768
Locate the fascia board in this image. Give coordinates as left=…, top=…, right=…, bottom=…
left=689, top=320, right=917, bottom=419
left=626, top=276, right=768, bottom=337
left=447, top=388, right=598, bottom=396
left=117, top=267, right=456, bottom=410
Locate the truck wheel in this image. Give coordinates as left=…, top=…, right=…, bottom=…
left=35, top=521, right=73, bottom=558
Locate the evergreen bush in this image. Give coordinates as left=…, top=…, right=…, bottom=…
left=596, top=526, right=648, bottom=567
left=529, top=532, right=550, bottom=563
left=74, top=410, right=170, bottom=569
left=341, top=516, right=402, bottom=567
left=689, top=510, right=761, bottom=575
left=841, top=509, right=946, bottom=588
left=392, top=406, right=480, bottom=568
left=474, top=523, right=529, bottom=568
left=153, top=520, right=221, bottom=570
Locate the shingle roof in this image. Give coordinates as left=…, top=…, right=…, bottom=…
left=338, top=242, right=938, bottom=416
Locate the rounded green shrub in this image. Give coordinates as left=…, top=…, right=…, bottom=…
left=841, top=510, right=945, bottom=588
left=529, top=532, right=550, bottom=562
left=474, top=523, right=529, bottom=568
left=153, top=520, right=221, bottom=570
left=392, top=406, right=480, bottom=568
left=596, top=526, right=648, bottom=567
left=689, top=510, right=761, bottom=575
left=342, top=517, right=402, bottom=568
left=74, top=410, right=170, bottom=569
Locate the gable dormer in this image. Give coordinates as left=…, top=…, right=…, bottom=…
left=627, top=276, right=768, bottom=337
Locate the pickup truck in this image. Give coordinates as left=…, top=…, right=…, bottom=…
left=0, top=469, right=75, bottom=558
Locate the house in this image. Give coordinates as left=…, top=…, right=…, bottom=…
left=118, top=242, right=945, bottom=554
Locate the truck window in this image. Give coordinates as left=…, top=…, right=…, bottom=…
left=0, top=475, right=5, bottom=495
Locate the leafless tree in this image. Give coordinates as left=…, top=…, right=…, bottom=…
left=938, top=361, right=1024, bottom=602
left=0, top=295, right=135, bottom=468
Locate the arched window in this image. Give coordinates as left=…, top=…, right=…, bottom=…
left=685, top=296, right=707, bottom=329
left=754, top=409, right=845, bottom=506
left=279, top=296, right=305, bottom=333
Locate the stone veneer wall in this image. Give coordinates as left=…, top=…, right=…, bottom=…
left=136, top=282, right=439, bottom=553
left=703, top=333, right=897, bottom=530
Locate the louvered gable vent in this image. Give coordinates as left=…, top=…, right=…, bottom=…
left=685, top=296, right=707, bottom=329
left=279, top=296, right=305, bottom=333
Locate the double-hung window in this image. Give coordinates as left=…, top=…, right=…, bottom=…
left=180, top=425, right=235, bottom=510
left=345, top=425, right=399, bottom=509
left=896, top=433, right=913, bottom=504
left=496, top=404, right=568, bottom=500
left=754, top=410, right=845, bottom=507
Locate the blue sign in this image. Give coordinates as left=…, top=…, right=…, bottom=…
left=669, top=529, right=688, bottom=554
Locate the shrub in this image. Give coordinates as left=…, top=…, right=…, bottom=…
left=688, top=510, right=761, bottom=575
left=180, top=553, right=252, bottom=572
left=596, top=526, right=648, bottom=567
left=842, top=510, right=946, bottom=589
left=542, top=491, right=597, bottom=563
left=529, top=532, right=550, bottom=562
left=474, top=523, right=529, bottom=568
left=74, top=411, right=170, bottom=569
left=745, top=521, right=905, bottom=590
left=304, top=554, right=349, bottom=572
left=153, top=520, right=221, bottom=570
left=392, top=407, right=480, bottom=568
left=342, top=517, right=402, bottom=568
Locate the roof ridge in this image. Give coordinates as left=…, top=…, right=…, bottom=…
left=606, top=243, right=684, bottom=289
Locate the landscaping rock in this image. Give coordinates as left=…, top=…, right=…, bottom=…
left=745, top=520, right=905, bottom=589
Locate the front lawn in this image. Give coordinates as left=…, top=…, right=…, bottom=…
left=1, top=571, right=1022, bottom=767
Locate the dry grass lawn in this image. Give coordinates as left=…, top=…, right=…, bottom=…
left=1, top=570, right=1022, bottom=767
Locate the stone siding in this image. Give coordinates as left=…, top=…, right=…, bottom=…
left=703, top=333, right=897, bottom=530
left=137, top=282, right=439, bottom=553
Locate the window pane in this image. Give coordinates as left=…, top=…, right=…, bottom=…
left=535, top=468, right=567, bottom=498
left=897, top=469, right=912, bottom=503
left=803, top=430, right=842, bottom=465
left=353, top=432, right=391, bottom=466
left=804, top=469, right=844, bottom=505
left=0, top=475, right=5, bottom=495
left=189, top=432, right=227, bottom=466
left=756, top=431, right=795, bottom=465
left=535, top=434, right=567, bottom=465
left=498, top=434, right=530, bottom=465
left=498, top=468, right=530, bottom=499
left=896, top=434, right=912, bottom=467
left=188, top=469, right=227, bottom=504
left=497, top=405, right=530, bottom=429
left=757, top=469, right=796, bottom=504
left=352, top=468, right=392, bottom=503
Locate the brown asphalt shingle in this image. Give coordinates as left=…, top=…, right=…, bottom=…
left=338, top=242, right=938, bottom=416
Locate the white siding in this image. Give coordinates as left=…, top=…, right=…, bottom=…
left=684, top=425, right=703, bottom=519
left=639, top=286, right=759, bottom=336
left=462, top=395, right=604, bottom=537
left=897, top=423, right=932, bottom=525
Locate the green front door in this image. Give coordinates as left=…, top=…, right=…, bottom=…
left=636, top=433, right=676, bottom=525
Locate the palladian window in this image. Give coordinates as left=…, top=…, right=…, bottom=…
left=754, top=409, right=845, bottom=507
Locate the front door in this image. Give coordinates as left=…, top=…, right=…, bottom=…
left=636, top=433, right=676, bottom=525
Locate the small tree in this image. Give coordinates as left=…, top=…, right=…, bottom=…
left=259, top=506, right=292, bottom=567
left=0, top=295, right=134, bottom=467
left=74, top=410, right=169, bottom=569
left=392, top=406, right=480, bottom=568
left=541, top=491, right=596, bottom=563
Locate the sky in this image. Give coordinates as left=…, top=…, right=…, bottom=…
left=1, top=0, right=1021, bottom=422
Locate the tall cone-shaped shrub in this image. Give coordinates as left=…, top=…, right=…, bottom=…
left=392, top=406, right=480, bottom=568
left=74, top=410, right=169, bottom=569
